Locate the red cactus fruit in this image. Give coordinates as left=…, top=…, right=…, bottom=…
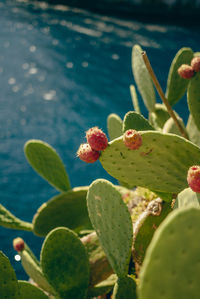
left=187, top=165, right=200, bottom=193
left=77, top=143, right=100, bottom=163
left=123, top=129, right=142, bottom=150
left=177, top=64, right=195, bottom=79
left=86, top=127, right=108, bottom=151
left=13, top=237, right=25, bottom=252
left=191, top=56, right=200, bottom=72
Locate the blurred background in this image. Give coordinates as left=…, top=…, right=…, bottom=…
left=0, top=0, right=200, bottom=279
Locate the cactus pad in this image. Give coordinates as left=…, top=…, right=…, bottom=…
left=107, top=113, right=123, bottom=141
left=87, top=179, right=133, bottom=277
left=174, top=188, right=200, bottom=209
left=138, top=207, right=200, bottom=299
left=87, top=274, right=117, bottom=298
left=81, top=232, right=113, bottom=287
left=0, top=251, right=19, bottom=298
left=166, top=47, right=193, bottom=106
left=0, top=204, right=32, bottom=231
left=20, top=244, right=55, bottom=295
left=100, top=131, right=200, bottom=193
left=24, top=139, right=71, bottom=192
left=122, top=111, right=154, bottom=132
left=187, top=72, right=200, bottom=131
left=187, top=115, right=200, bottom=147
left=130, top=84, right=141, bottom=113
left=18, top=281, right=49, bottom=298
left=33, top=187, right=91, bottom=236
left=112, top=276, right=137, bottom=299
left=41, top=227, right=90, bottom=299
left=149, top=104, right=170, bottom=130
left=132, top=45, right=155, bottom=112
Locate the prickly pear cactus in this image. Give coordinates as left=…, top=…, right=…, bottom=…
left=122, top=111, right=154, bottom=132
left=149, top=103, right=170, bottom=130
left=18, top=281, right=49, bottom=299
left=100, top=131, right=200, bottom=193
left=187, top=72, right=200, bottom=131
left=130, top=84, right=141, bottom=114
left=33, top=187, right=91, bottom=236
left=24, top=140, right=71, bottom=192
left=186, top=115, right=200, bottom=147
left=174, top=188, right=200, bottom=209
left=0, top=251, right=19, bottom=299
left=87, top=274, right=117, bottom=298
left=138, top=207, right=200, bottom=299
left=107, top=113, right=123, bottom=141
left=132, top=45, right=155, bottom=112
left=133, top=199, right=172, bottom=265
left=41, top=227, right=90, bottom=299
left=166, top=47, right=193, bottom=106
left=87, top=179, right=133, bottom=278
left=112, top=276, right=137, bottom=299
left=19, top=243, right=55, bottom=295
left=0, top=204, right=32, bottom=231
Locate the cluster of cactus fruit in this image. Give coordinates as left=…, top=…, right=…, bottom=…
left=1, top=44, right=200, bottom=299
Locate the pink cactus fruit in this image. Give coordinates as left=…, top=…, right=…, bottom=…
left=86, top=127, right=108, bottom=151
left=77, top=143, right=100, bottom=163
left=191, top=56, right=200, bottom=72
left=13, top=237, right=25, bottom=252
left=177, top=64, right=195, bottom=79
left=123, top=129, right=142, bottom=150
left=187, top=165, right=200, bottom=193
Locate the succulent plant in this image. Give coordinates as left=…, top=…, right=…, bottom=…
left=1, top=44, right=200, bottom=298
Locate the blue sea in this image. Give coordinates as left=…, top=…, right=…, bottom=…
left=0, top=0, right=200, bottom=279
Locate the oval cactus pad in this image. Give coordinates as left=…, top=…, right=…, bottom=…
left=100, top=131, right=200, bottom=193
left=0, top=251, right=19, bottom=299
left=41, top=227, right=90, bottom=299
left=138, top=207, right=200, bottom=299
left=87, top=179, right=133, bottom=278
left=33, top=187, right=91, bottom=236
left=18, top=281, right=49, bottom=299
left=187, top=72, right=200, bottom=131
left=24, top=140, right=71, bottom=192
left=166, top=47, right=193, bottom=106
left=132, top=45, right=155, bottom=112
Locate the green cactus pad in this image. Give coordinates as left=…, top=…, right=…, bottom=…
left=87, top=274, right=117, bottom=298
left=122, top=111, right=154, bottom=133
left=41, top=227, right=90, bottom=299
left=33, top=187, right=91, bottom=236
left=0, top=251, right=19, bottom=299
left=18, top=281, right=49, bottom=299
left=100, top=131, right=200, bottom=193
left=130, top=84, right=141, bottom=113
left=187, top=72, right=200, bottom=131
left=87, top=179, right=133, bottom=278
left=20, top=244, right=55, bottom=295
left=166, top=47, right=193, bottom=106
left=107, top=113, right=123, bottom=141
left=132, top=45, right=155, bottom=112
left=163, top=116, right=186, bottom=136
left=174, top=188, right=200, bottom=209
left=112, top=276, right=137, bottom=299
left=0, top=204, right=33, bottom=231
left=138, top=207, right=200, bottom=299
left=133, top=201, right=172, bottom=265
left=186, top=115, right=200, bottom=147
left=149, top=104, right=170, bottom=130
left=81, top=232, right=113, bottom=287
left=24, top=140, right=71, bottom=192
